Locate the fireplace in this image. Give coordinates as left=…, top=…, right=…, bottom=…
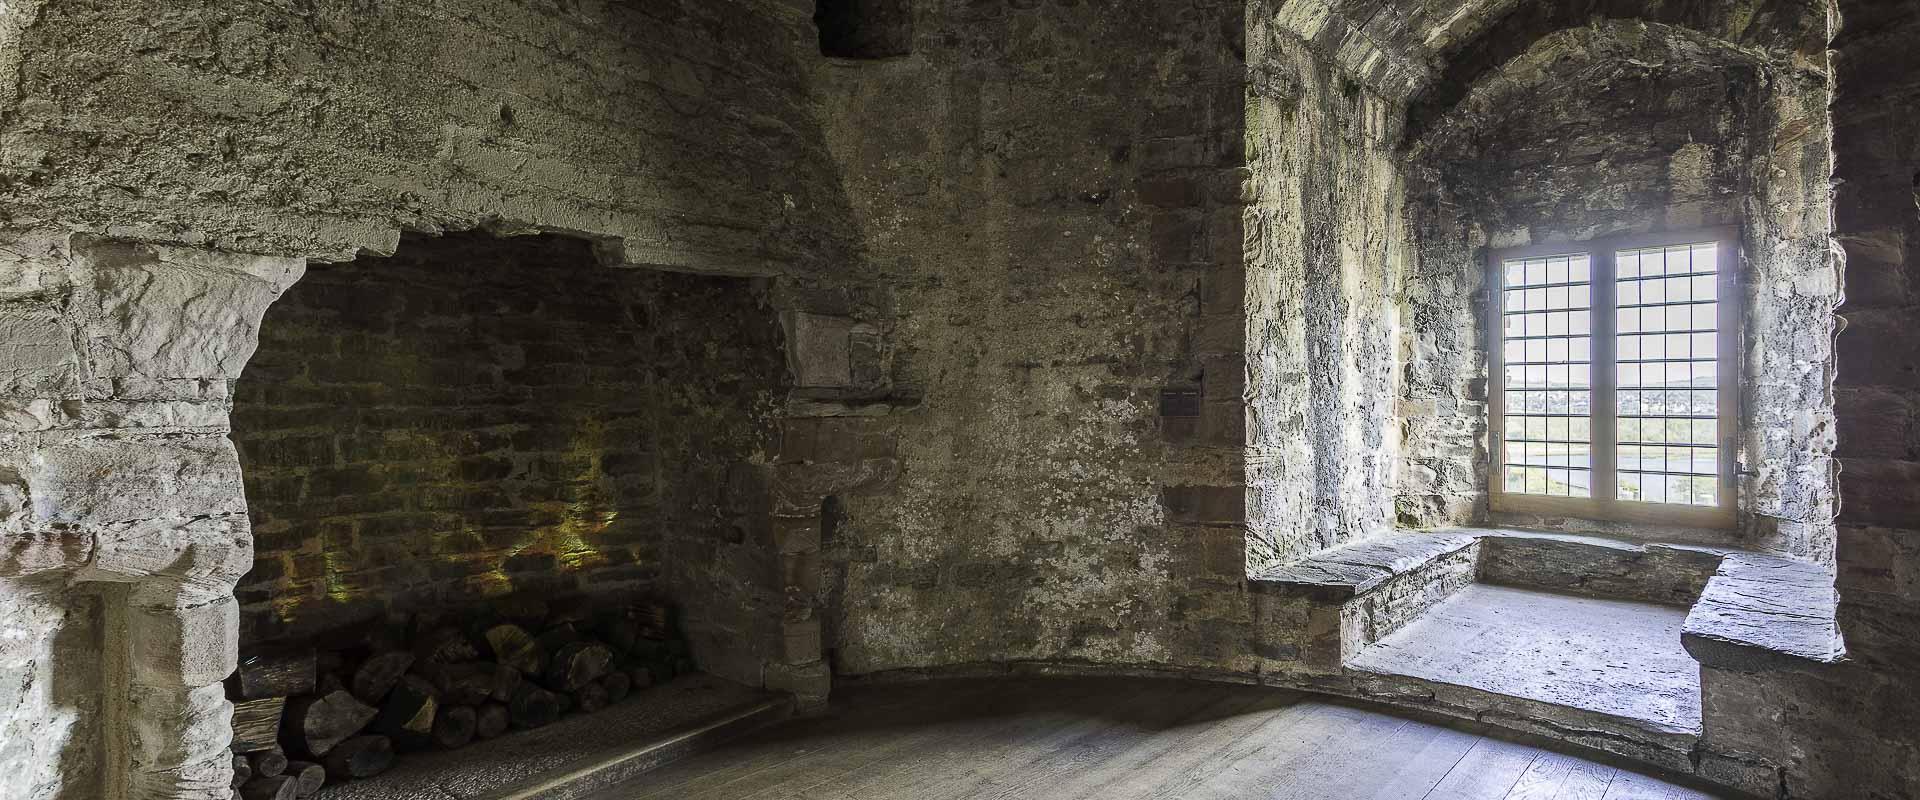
left=222, top=230, right=789, bottom=786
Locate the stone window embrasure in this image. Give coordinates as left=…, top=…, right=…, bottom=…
left=1488, top=228, right=1738, bottom=529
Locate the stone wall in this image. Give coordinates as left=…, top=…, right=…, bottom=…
left=1243, top=23, right=1405, bottom=569
left=0, top=1, right=859, bottom=796
left=808, top=1, right=1258, bottom=674
left=232, top=232, right=788, bottom=683
left=1828, top=0, right=1920, bottom=793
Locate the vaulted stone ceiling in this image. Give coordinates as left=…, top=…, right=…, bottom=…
left=1270, top=0, right=1526, bottom=99
left=1271, top=0, right=1833, bottom=138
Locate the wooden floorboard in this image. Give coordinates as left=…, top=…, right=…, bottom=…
left=583, top=679, right=1720, bottom=800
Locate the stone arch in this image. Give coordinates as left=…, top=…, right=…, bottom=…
left=0, top=233, right=304, bottom=799
left=1395, top=15, right=1840, bottom=561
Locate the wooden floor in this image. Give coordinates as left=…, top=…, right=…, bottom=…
left=585, top=678, right=1717, bottom=800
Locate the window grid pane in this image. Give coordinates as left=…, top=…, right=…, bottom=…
left=1501, top=254, right=1592, bottom=499
left=1616, top=242, right=1719, bottom=507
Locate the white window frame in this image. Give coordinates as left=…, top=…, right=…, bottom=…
left=1487, top=228, right=1739, bottom=530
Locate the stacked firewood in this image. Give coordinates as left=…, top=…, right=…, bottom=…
left=226, top=600, right=692, bottom=799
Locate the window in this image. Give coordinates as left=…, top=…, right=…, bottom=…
left=1489, top=231, right=1736, bottom=528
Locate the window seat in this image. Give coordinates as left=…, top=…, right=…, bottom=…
left=1681, top=553, right=1845, bottom=671
left=1248, top=526, right=1846, bottom=776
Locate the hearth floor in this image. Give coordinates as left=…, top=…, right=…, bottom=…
left=1346, top=584, right=1702, bottom=735
left=314, top=673, right=787, bottom=800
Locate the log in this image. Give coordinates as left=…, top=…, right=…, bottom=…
left=230, top=651, right=317, bottom=700
left=283, top=690, right=377, bottom=757
left=249, top=747, right=287, bottom=779
left=508, top=684, right=562, bottom=730
left=534, top=623, right=580, bottom=655
left=545, top=641, right=612, bottom=691
left=627, top=667, right=654, bottom=692
left=350, top=651, right=415, bottom=704
left=230, top=753, right=252, bottom=789
left=416, top=627, right=480, bottom=665
left=230, top=697, right=286, bottom=753
left=282, top=761, right=326, bottom=798
left=431, top=705, right=478, bottom=750
left=474, top=703, right=511, bottom=740
left=489, top=663, right=522, bottom=702
left=601, top=671, right=632, bottom=704
left=598, top=616, right=641, bottom=655
left=632, top=602, right=672, bottom=640
left=572, top=681, right=609, bottom=714
left=419, top=662, right=496, bottom=707
left=322, top=735, right=394, bottom=780
left=239, top=775, right=297, bottom=800
left=371, top=675, right=438, bottom=750
left=484, top=624, right=546, bottom=675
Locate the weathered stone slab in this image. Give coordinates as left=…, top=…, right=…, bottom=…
left=26, top=434, right=245, bottom=525
left=1348, top=583, right=1704, bottom=738
left=1478, top=529, right=1728, bottom=606
left=1683, top=553, right=1845, bottom=671
left=1249, top=530, right=1479, bottom=600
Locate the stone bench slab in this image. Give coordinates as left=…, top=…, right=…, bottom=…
left=1682, top=553, right=1845, bottom=671
left=1249, top=530, right=1481, bottom=601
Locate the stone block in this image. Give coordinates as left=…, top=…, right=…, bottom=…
left=771, top=459, right=899, bottom=516
left=1683, top=554, right=1843, bottom=670
left=773, top=518, right=822, bottom=555
left=0, top=305, right=80, bottom=400
left=27, top=434, right=246, bottom=525
left=764, top=661, right=831, bottom=712
left=781, top=618, right=821, bottom=664
left=784, top=312, right=854, bottom=389
left=125, top=751, right=233, bottom=800
left=1137, top=174, right=1205, bottom=208
left=126, top=682, right=232, bottom=775
left=0, top=527, right=90, bottom=578
left=1834, top=387, right=1914, bottom=460
left=1837, top=308, right=1920, bottom=389
left=87, top=515, right=252, bottom=587
left=128, top=586, right=239, bottom=688
left=1200, top=400, right=1246, bottom=447
left=1838, top=457, right=1920, bottom=529
left=1151, top=211, right=1207, bottom=263
left=1193, top=314, right=1243, bottom=356
left=75, top=238, right=305, bottom=383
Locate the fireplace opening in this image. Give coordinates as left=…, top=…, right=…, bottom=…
left=227, top=230, right=788, bottom=785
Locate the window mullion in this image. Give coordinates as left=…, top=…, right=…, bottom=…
left=1594, top=245, right=1619, bottom=507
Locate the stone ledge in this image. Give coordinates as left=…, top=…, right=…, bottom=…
left=1682, top=553, right=1846, bottom=672
left=1247, top=529, right=1481, bottom=600
left=1477, top=529, right=1732, bottom=607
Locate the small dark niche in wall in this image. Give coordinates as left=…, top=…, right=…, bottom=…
left=815, top=0, right=912, bottom=60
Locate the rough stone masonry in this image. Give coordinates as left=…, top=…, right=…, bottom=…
left=0, top=0, right=1911, bottom=798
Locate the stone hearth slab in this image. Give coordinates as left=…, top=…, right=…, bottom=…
left=315, top=674, right=788, bottom=800
left=1346, top=583, right=1701, bottom=736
